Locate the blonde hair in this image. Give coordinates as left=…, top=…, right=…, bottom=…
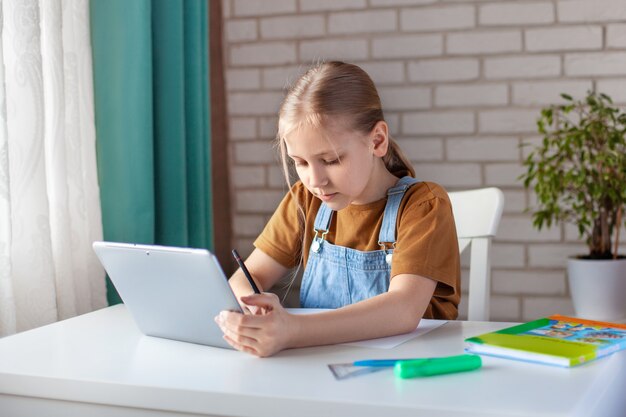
left=273, top=62, right=416, bottom=304
left=277, top=61, right=415, bottom=179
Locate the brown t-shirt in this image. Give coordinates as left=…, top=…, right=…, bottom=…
left=254, top=179, right=461, bottom=320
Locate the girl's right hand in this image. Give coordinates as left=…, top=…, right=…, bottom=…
left=240, top=298, right=263, bottom=315
left=215, top=293, right=299, bottom=357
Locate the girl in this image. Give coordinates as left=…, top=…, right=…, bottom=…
left=216, top=61, right=460, bottom=357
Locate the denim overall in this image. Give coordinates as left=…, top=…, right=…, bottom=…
left=300, top=176, right=420, bottom=308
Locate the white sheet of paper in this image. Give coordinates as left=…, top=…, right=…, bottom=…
left=286, top=308, right=447, bottom=349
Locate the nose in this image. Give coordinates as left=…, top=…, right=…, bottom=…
left=308, top=164, right=328, bottom=189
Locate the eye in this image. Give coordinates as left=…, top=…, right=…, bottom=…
left=292, top=159, right=307, bottom=167
left=323, top=158, right=340, bottom=166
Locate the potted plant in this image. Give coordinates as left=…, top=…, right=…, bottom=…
left=521, top=91, right=626, bottom=321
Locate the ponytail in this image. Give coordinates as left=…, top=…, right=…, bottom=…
left=384, top=138, right=416, bottom=177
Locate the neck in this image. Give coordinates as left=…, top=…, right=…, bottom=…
left=352, top=161, right=400, bottom=205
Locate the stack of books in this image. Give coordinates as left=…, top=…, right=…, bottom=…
left=465, top=315, right=626, bottom=367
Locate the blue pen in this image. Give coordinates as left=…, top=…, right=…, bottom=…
left=353, top=359, right=411, bottom=367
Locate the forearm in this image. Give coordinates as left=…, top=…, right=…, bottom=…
left=228, top=248, right=289, bottom=301
left=229, top=270, right=263, bottom=301
left=289, top=274, right=436, bottom=348
left=291, top=291, right=422, bottom=348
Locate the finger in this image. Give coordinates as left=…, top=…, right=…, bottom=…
left=241, top=301, right=267, bottom=312
left=241, top=305, right=255, bottom=314
left=219, top=322, right=260, bottom=346
left=223, top=334, right=259, bottom=356
left=240, top=293, right=280, bottom=310
left=218, top=311, right=266, bottom=330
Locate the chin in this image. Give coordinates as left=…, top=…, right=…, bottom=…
left=325, top=198, right=350, bottom=211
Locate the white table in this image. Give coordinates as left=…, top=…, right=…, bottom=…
left=0, top=305, right=624, bottom=417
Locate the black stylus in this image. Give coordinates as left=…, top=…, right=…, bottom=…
left=231, top=249, right=261, bottom=294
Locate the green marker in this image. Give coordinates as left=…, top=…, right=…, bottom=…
left=394, top=354, right=482, bottom=379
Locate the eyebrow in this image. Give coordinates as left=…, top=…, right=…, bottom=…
left=287, top=150, right=343, bottom=159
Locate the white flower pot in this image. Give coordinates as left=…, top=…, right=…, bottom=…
left=567, top=257, right=626, bottom=322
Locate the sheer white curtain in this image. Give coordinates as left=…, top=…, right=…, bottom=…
left=0, top=0, right=106, bottom=336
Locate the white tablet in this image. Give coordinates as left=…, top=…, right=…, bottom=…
left=93, top=241, right=242, bottom=349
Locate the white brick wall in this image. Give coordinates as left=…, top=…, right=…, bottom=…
left=607, top=24, right=626, bottom=48
left=227, top=92, right=284, bottom=115
left=233, top=0, right=296, bottom=17
left=447, top=30, right=522, bottom=54
left=498, top=216, right=561, bottom=242
left=492, top=243, right=525, bottom=268
left=403, top=111, right=475, bottom=135
left=492, top=270, right=566, bottom=295
left=522, top=297, right=575, bottom=321
left=300, top=39, right=368, bottom=61
left=260, top=15, right=325, bottom=40
left=225, top=20, right=257, bottom=42
left=396, top=138, right=444, bottom=161
left=372, top=35, right=443, bottom=59
left=262, top=66, right=307, bottom=89
left=528, top=244, right=587, bottom=268
left=479, top=2, right=554, bottom=26
left=229, top=117, right=256, bottom=140
left=484, top=55, right=561, bottom=79
left=231, top=42, right=297, bottom=66
left=235, top=190, right=285, bottom=213
left=233, top=141, right=277, bottom=164
left=233, top=215, right=267, bottom=237
left=525, top=26, right=602, bottom=52
left=258, top=116, right=279, bottom=138
left=400, top=5, right=475, bottom=32
left=479, top=109, right=538, bottom=134
left=358, top=61, right=405, bottom=84
left=414, top=163, right=482, bottom=187
left=512, top=80, right=592, bottom=105
left=564, top=52, right=626, bottom=76
left=557, top=0, right=626, bottom=23
left=408, top=58, right=479, bottom=82
left=226, top=68, right=260, bottom=91
left=484, top=163, right=526, bottom=187
left=489, top=296, right=522, bottom=321
left=300, top=0, right=366, bottom=12
left=379, top=86, right=431, bottom=110
left=499, top=190, right=526, bottom=214
left=446, top=137, right=519, bottom=161
left=596, top=79, right=626, bottom=103
left=435, top=84, right=508, bottom=107
left=329, top=10, right=397, bottom=34
left=223, top=0, right=626, bottom=320
left=231, top=166, right=265, bottom=187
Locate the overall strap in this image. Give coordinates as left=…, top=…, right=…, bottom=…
left=313, top=202, right=334, bottom=233
left=378, top=176, right=420, bottom=246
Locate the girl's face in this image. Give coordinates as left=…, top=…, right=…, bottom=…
left=284, top=119, right=388, bottom=210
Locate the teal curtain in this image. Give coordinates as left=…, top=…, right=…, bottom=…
left=90, top=0, right=212, bottom=305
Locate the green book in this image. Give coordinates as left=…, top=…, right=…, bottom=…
left=465, top=315, right=626, bottom=367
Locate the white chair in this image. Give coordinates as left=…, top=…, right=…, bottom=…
left=448, top=188, right=504, bottom=322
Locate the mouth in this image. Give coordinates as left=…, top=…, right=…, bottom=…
left=317, top=192, right=338, bottom=202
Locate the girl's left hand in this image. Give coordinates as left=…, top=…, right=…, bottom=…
left=215, top=293, right=298, bottom=357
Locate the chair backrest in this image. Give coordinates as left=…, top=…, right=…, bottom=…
left=448, top=188, right=504, bottom=321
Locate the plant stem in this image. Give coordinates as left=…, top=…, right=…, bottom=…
left=614, top=205, right=622, bottom=260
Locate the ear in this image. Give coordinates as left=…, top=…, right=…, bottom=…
left=370, top=121, right=389, bottom=158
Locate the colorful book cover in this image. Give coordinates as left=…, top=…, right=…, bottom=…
left=464, top=315, right=626, bottom=367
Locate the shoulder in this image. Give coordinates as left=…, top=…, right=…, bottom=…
left=403, top=181, right=452, bottom=209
